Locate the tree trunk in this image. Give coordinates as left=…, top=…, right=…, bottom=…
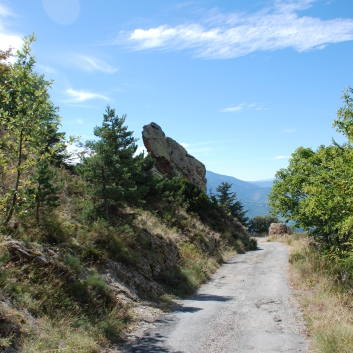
left=36, top=185, right=41, bottom=224
left=101, top=166, right=109, bottom=219
left=4, top=129, right=23, bottom=225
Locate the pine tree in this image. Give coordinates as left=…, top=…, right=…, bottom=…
left=26, top=159, right=61, bottom=223
left=216, top=182, right=249, bottom=226
left=79, top=106, right=154, bottom=220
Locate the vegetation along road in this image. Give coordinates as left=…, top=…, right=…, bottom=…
left=122, top=238, right=308, bottom=353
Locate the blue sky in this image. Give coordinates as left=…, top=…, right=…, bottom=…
left=1, top=0, right=352, bottom=181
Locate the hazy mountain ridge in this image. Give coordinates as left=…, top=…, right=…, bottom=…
left=206, top=171, right=273, bottom=218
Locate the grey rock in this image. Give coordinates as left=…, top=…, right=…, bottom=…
left=269, top=223, right=292, bottom=236
left=142, top=122, right=207, bottom=191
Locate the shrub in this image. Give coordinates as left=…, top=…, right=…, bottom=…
left=248, top=215, right=279, bottom=234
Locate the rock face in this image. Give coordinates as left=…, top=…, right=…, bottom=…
left=142, top=122, right=207, bottom=191
left=269, top=223, right=292, bottom=236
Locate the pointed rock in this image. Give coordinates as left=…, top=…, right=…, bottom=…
left=142, top=122, right=207, bottom=191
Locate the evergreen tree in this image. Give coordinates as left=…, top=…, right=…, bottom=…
left=216, top=182, right=249, bottom=226
left=79, top=106, right=154, bottom=220
left=26, top=159, right=61, bottom=223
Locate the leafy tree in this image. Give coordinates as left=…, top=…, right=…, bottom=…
left=269, top=87, right=353, bottom=256
left=0, top=35, right=65, bottom=225
left=215, top=182, right=249, bottom=226
left=0, top=47, right=12, bottom=77
left=248, top=215, right=279, bottom=234
left=78, top=106, right=154, bottom=220
left=333, top=86, right=353, bottom=143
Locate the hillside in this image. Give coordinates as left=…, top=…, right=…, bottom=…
left=206, top=171, right=273, bottom=218
left=0, top=40, right=258, bottom=352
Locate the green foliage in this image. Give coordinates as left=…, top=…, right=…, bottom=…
left=241, top=236, right=258, bottom=250
left=26, top=159, right=62, bottom=223
left=215, top=182, right=249, bottom=226
left=333, top=86, right=353, bottom=143
left=0, top=35, right=258, bottom=352
left=154, top=176, right=212, bottom=213
left=0, top=35, right=65, bottom=225
left=64, top=254, right=82, bottom=274
left=84, top=272, right=110, bottom=295
left=269, top=87, right=353, bottom=257
left=248, top=215, right=279, bottom=234
left=78, top=106, right=154, bottom=221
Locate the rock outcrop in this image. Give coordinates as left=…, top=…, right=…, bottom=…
left=142, top=122, right=207, bottom=191
left=269, top=223, right=292, bottom=236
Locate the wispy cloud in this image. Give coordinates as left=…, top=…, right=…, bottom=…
left=180, top=142, right=189, bottom=148
left=0, top=3, right=16, bottom=17
left=72, top=54, right=117, bottom=73
left=221, top=103, right=266, bottom=113
left=0, top=3, right=22, bottom=52
left=76, top=118, right=83, bottom=124
left=273, top=155, right=290, bottom=160
left=37, top=64, right=57, bottom=74
left=119, top=0, right=353, bottom=59
left=221, top=104, right=245, bottom=113
left=64, top=88, right=109, bottom=103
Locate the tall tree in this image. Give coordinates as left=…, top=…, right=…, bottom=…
left=0, top=35, right=64, bottom=225
left=216, top=182, right=249, bottom=226
left=79, top=106, right=154, bottom=220
left=26, top=159, right=62, bottom=223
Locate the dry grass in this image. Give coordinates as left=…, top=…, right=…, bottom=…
left=20, top=317, right=100, bottom=353
left=273, top=233, right=353, bottom=353
left=0, top=169, right=256, bottom=351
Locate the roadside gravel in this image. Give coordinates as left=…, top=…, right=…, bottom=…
left=121, top=238, right=308, bottom=353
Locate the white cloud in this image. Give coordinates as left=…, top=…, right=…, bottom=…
left=64, top=88, right=109, bottom=103
left=72, top=54, right=117, bottom=73
left=76, top=118, right=83, bottom=124
left=65, top=143, right=86, bottom=164
left=180, top=142, right=189, bottom=148
left=221, top=104, right=245, bottom=113
left=0, top=3, right=22, bottom=53
left=221, top=103, right=265, bottom=113
left=37, top=64, right=57, bottom=74
left=0, top=3, right=15, bottom=17
left=120, top=0, right=353, bottom=59
left=273, top=155, right=290, bottom=159
left=135, top=146, right=147, bottom=155
left=0, top=33, right=22, bottom=52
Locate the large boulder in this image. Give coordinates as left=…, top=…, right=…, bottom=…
left=142, top=122, right=207, bottom=191
left=268, top=223, right=292, bottom=236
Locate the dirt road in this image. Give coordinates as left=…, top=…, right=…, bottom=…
left=122, top=238, right=308, bottom=353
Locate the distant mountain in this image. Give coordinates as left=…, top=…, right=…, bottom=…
left=206, top=171, right=273, bottom=218
left=247, top=178, right=275, bottom=188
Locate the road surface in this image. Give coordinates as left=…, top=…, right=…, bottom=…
left=122, top=238, right=308, bottom=353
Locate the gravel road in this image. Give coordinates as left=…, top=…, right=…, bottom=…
left=122, top=238, right=308, bottom=353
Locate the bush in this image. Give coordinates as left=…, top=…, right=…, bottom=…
left=248, top=215, right=279, bottom=234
